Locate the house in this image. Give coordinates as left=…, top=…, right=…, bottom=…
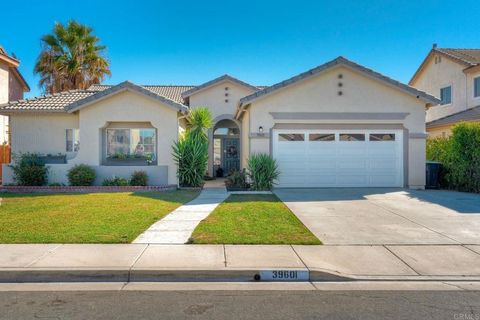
left=0, top=46, right=30, bottom=144
left=0, top=57, right=438, bottom=188
left=409, top=45, right=480, bottom=137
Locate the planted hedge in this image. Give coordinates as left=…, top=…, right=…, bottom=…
left=426, top=122, right=480, bottom=193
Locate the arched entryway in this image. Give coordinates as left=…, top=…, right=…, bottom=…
left=210, top=117, right=240, bottom=177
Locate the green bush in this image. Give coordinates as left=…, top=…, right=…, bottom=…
left=102, top=176, right=129, bottom=186
left=172, top=107, right=212, bottom=187
left=446, top=123, right=480, bottom=192
left=225, top=169, right=247, bottom=189
left=172, top=136, right=209, bottom=187
left=426, top=123, right=480, bottom=193
left=247, top=153, right=280, bottom=191
left=10, top=153, right=49, bottom=186
left=67, top=164, right=96, bottom=186
left=130, top=171, right=148, bottom=186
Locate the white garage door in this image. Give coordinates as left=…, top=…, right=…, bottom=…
left=272, top=129, right=404, bottom=188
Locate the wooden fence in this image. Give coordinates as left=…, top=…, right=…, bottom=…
left=0, top=145, right=11, bottom=182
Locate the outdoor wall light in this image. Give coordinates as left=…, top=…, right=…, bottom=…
left=258, top=126, right=264, bottom=133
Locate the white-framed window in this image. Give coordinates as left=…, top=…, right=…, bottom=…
left=474, top=76, right=480, bottom=98
left=440, top=86, right=452, bottom=105
left=105, top=128, right=156, bottom=163
left=66, top=129, right=79, bottom=152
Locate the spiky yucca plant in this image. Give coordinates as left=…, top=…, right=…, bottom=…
left=172, top=107, right=212, bottom=187
left=247, top=153, right=280, bottom=191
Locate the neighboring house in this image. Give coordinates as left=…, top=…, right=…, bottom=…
left=410, top=45, right=480, bottom=137
left=0, top=46, right=30, bottom=144
left=0, top=57, right=438, bottom=188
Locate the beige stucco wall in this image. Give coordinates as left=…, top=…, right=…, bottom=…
left=9, top=72, right=24, bottom=101
left=69, top=90, right=179, bottom=185
left=242, top=65, right=428, bottom=188
left=0, top=62, right=9, bottom=144
left=10, top=113, right=79, bottom=157
left=188, top=80, right=256, bottom=120
left=427, top=125, right=453, bottom=138
left=412, top=54, right=480, bottom=123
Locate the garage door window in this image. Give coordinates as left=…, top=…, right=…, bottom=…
left=370, top=133, right=395, bottom=141
left=279, top=134, right=304, bottom=141
left=309, top=134, right=335, bottom=141
left=339, top=133, right=365, bottom=141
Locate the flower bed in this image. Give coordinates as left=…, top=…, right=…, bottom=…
left=0, top=185, right=177, bottom=193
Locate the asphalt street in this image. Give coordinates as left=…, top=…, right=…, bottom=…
left=1, top=289, right=479, bottom=320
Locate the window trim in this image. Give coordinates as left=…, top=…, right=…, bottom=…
left=474, top=76, right=480, bottom=99
left=440, top=85, right=452, bottom=105
left=104, top=127, right=157, bottom=166
left=65, top=128, right=79, bottom=152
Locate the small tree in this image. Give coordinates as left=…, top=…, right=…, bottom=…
left=10, top=153, right=49, bottom=186
left=172, top=107, right=212, bottom=187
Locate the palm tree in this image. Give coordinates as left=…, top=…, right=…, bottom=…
left=34, top=20, right=111, bottom=94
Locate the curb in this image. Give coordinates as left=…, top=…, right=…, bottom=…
left=2, top=268, right=479, bottom=283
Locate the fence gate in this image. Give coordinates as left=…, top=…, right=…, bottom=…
left=0, top=145, right=11, bottom=182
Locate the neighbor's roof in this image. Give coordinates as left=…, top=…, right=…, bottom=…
left=0, top=46, right=30, bottom=92
left=237, top=56, right=440, bottom=115
left=410, top=47, right=480, bottom=85
left=0, top=83, right=194, bottom=113
left=181, top=74, right=262, bottom=98
left=427, top=105, right=480, bottom=128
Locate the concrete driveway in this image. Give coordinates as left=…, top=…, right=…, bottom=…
left=275, top=188, right=480, bottom=245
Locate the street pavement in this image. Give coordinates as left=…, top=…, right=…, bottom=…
left=1, top=287, right=479, bottom=320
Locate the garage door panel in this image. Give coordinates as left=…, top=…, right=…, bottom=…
left=273, top=130, right=403, bottom=188
left=337, top=159, right=367, bottom=170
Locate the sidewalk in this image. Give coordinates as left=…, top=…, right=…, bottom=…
left=133, top=187, right=228, bottom=244
left=1, top=244, right=480, bottom=283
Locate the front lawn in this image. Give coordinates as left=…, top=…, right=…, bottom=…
left=191, top=194, right=321, bottom=244
left=0, top=191, right=198, bottom=243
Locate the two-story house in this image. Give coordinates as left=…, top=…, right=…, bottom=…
left=409, top=45, right=480, bottom=137
left=0, top=46, right=30, bottom=144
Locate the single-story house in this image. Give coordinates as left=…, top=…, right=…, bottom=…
left=0, top=57, right=439, bottom=188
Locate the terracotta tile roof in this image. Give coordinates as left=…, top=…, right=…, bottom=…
left=0, top=84, right=195, bottom=112
left=0, top=90, right=98, bottom=112
left=435, top=48, right=480, bottom=66
left=427, top=105, right=480, bottom=128
left=88, top=84, right=195, bottom=104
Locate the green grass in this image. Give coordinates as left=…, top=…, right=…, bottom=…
left=191, top=194, right=321, bottom=244
left=0, top=191, right=199, bottom=243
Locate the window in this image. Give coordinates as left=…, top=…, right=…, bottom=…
left=278, top=133, right=304, bottom=141
left=474, top=77, right=480, bottom=98
left=440, top=86, right=452, bottom=105
left=339, top=134, right=365, bottom=141
left=309, top=134, right=335, bottom=141
left=106, top=128, right=156, bottom=163
left=66, top=129, right=79, bottom=152
left=369, top=133, right=395, bottom=141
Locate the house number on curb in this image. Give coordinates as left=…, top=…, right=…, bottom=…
left=257, top=270, right=309, bottom=281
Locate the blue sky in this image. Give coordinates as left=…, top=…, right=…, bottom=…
left=2, top=0, right=480, bottom=98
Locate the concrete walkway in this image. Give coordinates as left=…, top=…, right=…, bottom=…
left=1, top=244, right=480, bottom=283
left=133, top=185, right=228, bottom=244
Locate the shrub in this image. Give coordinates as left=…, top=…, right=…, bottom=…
left=130, top=170, right=148, bottom=186
left=225, top=169, right=247, bottom=189
left=172, top=136, right=209, bottom=187
left=247, top=153, right=280, bottom=191
left=10, top=153, right=49, bottom=186
left=426, top=123, right=480, bottom=193
left=446, top=123, right=480, bottom=192
left=172, top=107, right=212, bottom=187
left=102, top=176, right=129, bottom=186
left=67, top=164, right=96, bottom=186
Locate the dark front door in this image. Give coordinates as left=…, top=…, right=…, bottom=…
left=223, top=138, right=240, bottom=175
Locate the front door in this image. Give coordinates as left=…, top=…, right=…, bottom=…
left=223, top=138, right=240, bottom=175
